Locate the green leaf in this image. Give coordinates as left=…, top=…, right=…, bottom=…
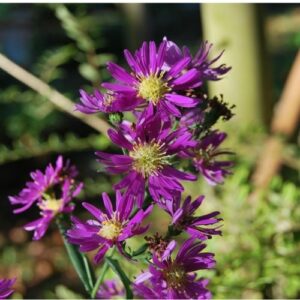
left=131, top=243, right=149, bottom=257
left=105, top=257, right=133, bottom=299
left=79, top=63, right=100, bottom=82
left=54, top=4, right=95, bottom=52
left=94, top=54, right=115, bottom=66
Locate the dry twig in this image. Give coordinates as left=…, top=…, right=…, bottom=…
left=0, top=53, right=110, bottom=136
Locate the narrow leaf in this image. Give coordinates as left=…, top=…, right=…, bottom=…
left=131, top=243, right=149, bottom=257
left=105, top=257, right=133, bottom=299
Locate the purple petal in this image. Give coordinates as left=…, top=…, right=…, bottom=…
left=107, top=62, right=136, bottom=84
left=82, top=202, right=104, bottom=222
left=102, top=193, right=114, bottom=217
left=165, top=93, right=198, bottom=108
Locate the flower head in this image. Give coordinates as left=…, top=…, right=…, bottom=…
left=9, top=156, right=83, bottom=240
left=193, top=131, right=234, bottom=185
left=103, top=40, right=202, bottom=117
left=165, top=194, right=222, bottom=241
left=0, top=278, right=16, bottom=299
left=67, top=191, right=152, bottom=263
left=179, top=107, right=204, bottom=129
left=164, top=38, right=231, bottom=81
left=76, top=89, right=141, bottom=114
left=96, top=113, right=197, bottom=207
left=96, top=279, right=124, bottom=299
left=134, top=238, right=215, bottom=299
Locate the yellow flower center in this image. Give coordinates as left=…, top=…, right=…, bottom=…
left=103, top=94, right=115, bottom=107
left=98, top=219, right=123, bottom=241
left=138, top=73, right=169, bottom=105
left=129, top=140, right=170, bottom=178
left=195, top=146, right=216, bottom=165
left=39, top=199, right=63, bottom=214
left=164, top=264, right=186, bottom=289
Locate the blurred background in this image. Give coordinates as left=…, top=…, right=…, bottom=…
left=0, top=3, right=299, bottom=299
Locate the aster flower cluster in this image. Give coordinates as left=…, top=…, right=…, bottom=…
left=9, top=37, right=234, bottom=299
left=10, top=156, right=83, bottom=240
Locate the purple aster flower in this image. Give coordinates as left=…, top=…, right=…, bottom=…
left=134, top=238, right=215, bottom=299
left=134, top=278, right=211, bottom=300
left=193, top=131, right=234, bottom=185
left=96, top=113, right=197, bottom=207
left=164, top=194, right=222, bottom=241
left=9, top=156, right=83, bottom=240
left=76, top=89, right=141, bottom=114
left=0, top=278, right=16, bottom=299
left=67, top=191, right=152, bottom=264
left=102, top=40, right=202, bottom=117
left=96, top=279, right=124, bottom=299
left=179, top=107, right=204, bottom=128
left=164, top=37, right=231, bottom=81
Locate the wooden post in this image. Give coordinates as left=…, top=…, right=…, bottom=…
left=201, top=4, right=268, bottom=127
left=118, top=3, right=148, bottom=50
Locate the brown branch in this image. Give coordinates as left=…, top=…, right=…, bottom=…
left=0, top=53, right=110, bottom=136
left=252, top=51, right=300, bottom=189
left=271, top=50, right=300, bottom=135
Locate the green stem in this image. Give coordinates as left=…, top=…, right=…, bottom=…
left=83, top=255, right=95, bottom=293
left=91, top=260, right=109, bottom=299
left=56, top=216, right=94, bottom=295
left=91, top=247, right=116, bottom=299
left=105, top=257, right=133, bottom=299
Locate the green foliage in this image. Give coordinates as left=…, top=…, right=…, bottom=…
left=55, top=285, right=83, bottom=299
left=51, top=4, right=115, bottom=86
left=54, top=5, right=95, bottom=53
left=206, top=164, right=300, bottom=299
left=0, top=133, right=109, bottom=165
left=34, top=45, right=77, bottom=83
left=0, top=4, right=115, bottom=163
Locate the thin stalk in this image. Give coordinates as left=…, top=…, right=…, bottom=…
left=91, top=260, right=109, bottom=299
left=56, top=216, right=94, bottom=295
left=83, top=255, right=95, bottom=293
left=91, top=247, right=116, bottom=299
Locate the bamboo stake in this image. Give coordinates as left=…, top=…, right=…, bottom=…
left=0, top=53, right=110, bottom=136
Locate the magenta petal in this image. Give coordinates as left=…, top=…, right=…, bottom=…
left=107, top=62, right=136, bottom=84
left=102, top=193, right=114, bottom=217
left=149, top=41, right=157, bottom=73
left=161, top=240, right=176, bottom=261
left=162, top=166, right=197, bottom=181
left=102, top=82, right=134, bottom=92
left=165, top=93, right=198, bottom=107
left=135, top=272, right=153, bottom=284
left=108, top=129, right=133, bottom=150
left=124, top=49, right=142, bottom=74
left=82, top=202, right=104, bottom=222
left=167, top=56, right=191, bottom=78
left=114, top=171, right=137, bottom=190
left=94, top=243, right=110, bottom=264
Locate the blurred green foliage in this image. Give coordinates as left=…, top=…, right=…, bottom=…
left=205, top=164, right=300, bottom=299
left=0, top=4, right=115, bottom=165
